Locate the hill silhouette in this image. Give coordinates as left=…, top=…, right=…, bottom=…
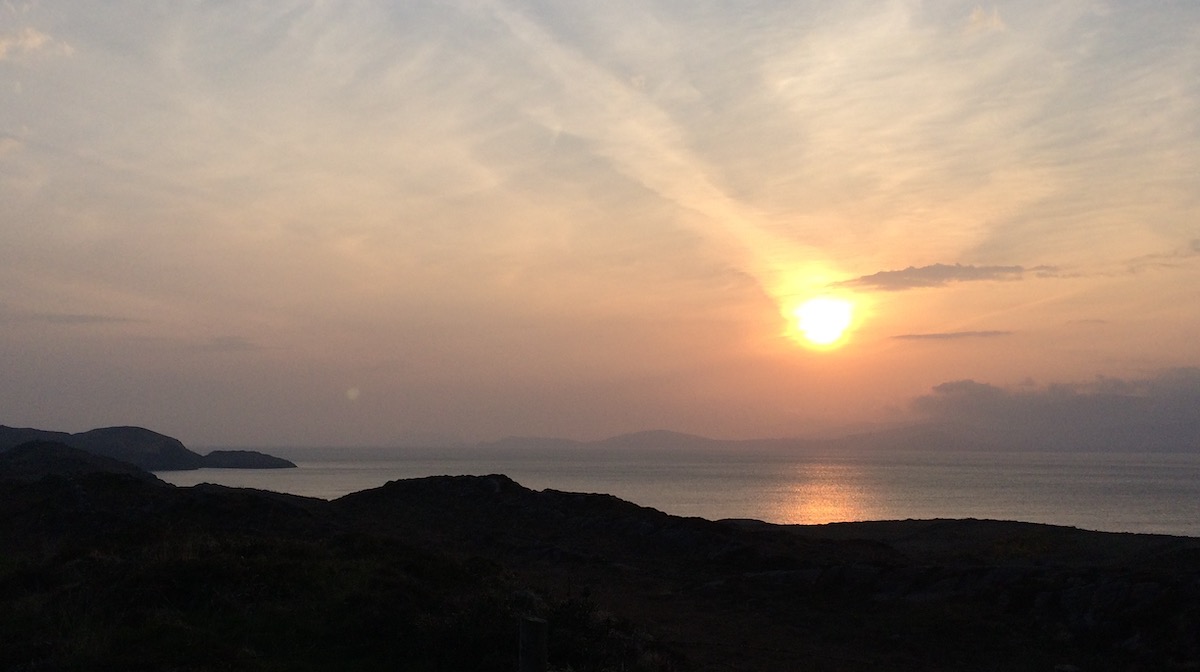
left=1, top=443, right=1198, bottom=670
left=0, top=424, right=295, bottom=471
left=0, top=440, right=164, bottom=483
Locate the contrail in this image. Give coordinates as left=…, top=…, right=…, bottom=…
left=484, top=0, right=846, bottom=321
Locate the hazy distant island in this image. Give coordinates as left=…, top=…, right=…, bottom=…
left=0, top=424, right=295, bottom=471
left=475, top=420, right=1200, bottom=455
left=1, top=440, right=1197, bottom=671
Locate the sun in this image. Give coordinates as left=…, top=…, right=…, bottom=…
left=792, top=297, right=854, bottom=348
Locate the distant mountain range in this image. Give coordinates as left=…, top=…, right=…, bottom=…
left=480, top=419, right=1199, bottom=453
left=478, top=424, right=1004, bottom=453
left=0, top=425, right=295, bottom=471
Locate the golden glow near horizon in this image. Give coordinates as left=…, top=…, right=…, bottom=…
left=793, top=297, right=855, bottom=348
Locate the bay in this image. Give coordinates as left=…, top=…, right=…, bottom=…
left=157, top=447, right=1200, bottom=537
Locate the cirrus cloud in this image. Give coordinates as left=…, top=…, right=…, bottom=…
left=892, top=330, right=1012, bottom=341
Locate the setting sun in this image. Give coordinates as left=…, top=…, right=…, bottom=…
left=793, top=297, right=854, bottom=347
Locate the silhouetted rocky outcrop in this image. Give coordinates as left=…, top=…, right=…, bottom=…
left=201, top=449, right=296, bottom=469
left=0, top=424, right=295, bottom=471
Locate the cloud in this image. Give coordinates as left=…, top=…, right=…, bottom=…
left=892, top=330, right=1012, bottom=341
left=33, top=312, right=130, bottom=325
left=0, top=135, right=20, bottom=157
left=965, top=7, right=1006, bottom=36
left=2, top=1, right=1200, bottom=445
left=837, top=263, right=1039, bottom=291
left=196, top=336, right=264, bottom=352
left=0, top=26, right=71, bottom=60
left=1125, top=239, right=1200, bottom=273
left=0, top=304, right=131, bottom=325
left=913, top=368, right=1200, bottom=451
left=482, top=1, right=816, bottom=295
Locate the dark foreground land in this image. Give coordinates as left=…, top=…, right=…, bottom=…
left=2, top=442, right=1199, bottom=671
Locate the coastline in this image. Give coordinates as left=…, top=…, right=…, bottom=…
left=157, top=447, right=1200, bottom=537
left=5, top=461, right=1199, bottom=670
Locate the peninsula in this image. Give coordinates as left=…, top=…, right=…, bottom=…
left=0, top=424, right=295, bottom=471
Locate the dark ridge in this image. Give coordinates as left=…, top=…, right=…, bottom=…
left=70, top=425, right=204, bottom=470
left=2, top=471, right=1198, bottom=671
left=333, top=474, right=901, bottom=569
left=0, top=440, right=163, bottom=484
left=0, top=424, right=72, bottom=448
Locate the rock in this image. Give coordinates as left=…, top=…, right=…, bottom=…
left=201, top=450, right=296, bottom=469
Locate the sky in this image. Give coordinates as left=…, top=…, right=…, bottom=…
left=2, top=1, right=1199, bottom=447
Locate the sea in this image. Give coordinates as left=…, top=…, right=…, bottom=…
left=157, top=447, right=1200, bottom=538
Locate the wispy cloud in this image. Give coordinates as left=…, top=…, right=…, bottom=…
left=892, top=330, right=1012, bottom=341
left=2, top=0, right=1200, bottom=444
left=482, top=1, right=818, bottom=299
left=0, top=305, right=131, bottom=325
left=1125, top=239, right=1200, bottom=273
left=33, top=312, right=130, bottom=325
left=0, top=26, right=71, bottom=60
left=838, top=263, right=1036, bottom=291
left=0, top=134, right=20, bottom=156
left=965, top=6, right=1006, bottom=36
left=195, top=336, right=264, bottom=352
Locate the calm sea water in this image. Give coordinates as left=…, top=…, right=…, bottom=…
left=158, top=447, right=1200, bottom=537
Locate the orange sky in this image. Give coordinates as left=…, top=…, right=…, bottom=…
left=2, top=2, right=1199, bottom=446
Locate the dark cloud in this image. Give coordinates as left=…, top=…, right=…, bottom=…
left=837, top=263, right=1051, bottom=291
left=892, top=330, right=1012, bottom=340
left=913, top=368, right=1200, bottom=451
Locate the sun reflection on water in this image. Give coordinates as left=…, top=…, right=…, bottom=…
left=770, top=463, right=871, bottom=525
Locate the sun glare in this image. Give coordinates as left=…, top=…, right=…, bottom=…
left=793, top=297, right=854, bottom=347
